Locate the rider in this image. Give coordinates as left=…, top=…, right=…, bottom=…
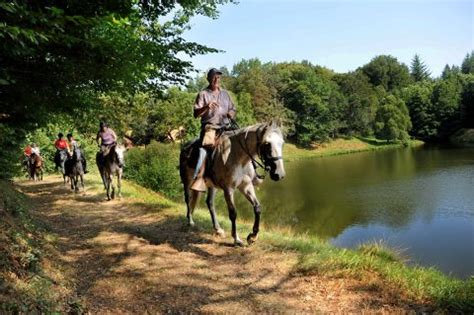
left=54, top=133, right=69, bottom=170
left=96, top=122, right=117, bottom=164
left=67, top=133, right=88, bottom=173
left=22, top=144, right=32, bottom=173
left=30, top=143, right=40, bottom=156
left=191, top=68, right=236, bottom=191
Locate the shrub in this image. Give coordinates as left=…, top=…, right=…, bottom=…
left=125, top=142, right=181, bottom=199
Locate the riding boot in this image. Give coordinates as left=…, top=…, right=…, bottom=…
left=191, top=147, right=207, bottom=192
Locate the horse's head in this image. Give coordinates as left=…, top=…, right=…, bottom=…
left=113, top=144, right=126, bottom=168
left=260, top=120, right=286, bottom=181
left=72, top=147, right=82, bottom=161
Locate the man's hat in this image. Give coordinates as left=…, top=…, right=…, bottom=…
left=207, top=68, right=223, bottom=81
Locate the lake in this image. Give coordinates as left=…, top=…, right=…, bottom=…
left=221, top=145, right=474, bottom=279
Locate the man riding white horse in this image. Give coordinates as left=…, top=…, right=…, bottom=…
left=192, top=68, right=236, bottom=192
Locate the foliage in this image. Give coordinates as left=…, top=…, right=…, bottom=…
left=402, top=82, right=437, bottom=140
left=461, top=51, right=474, bottom=74
left=0, top=181, right=70, bottom=312
left=0, top=0, right=233, bottom=178
left=431, top=75, right=462, bottom=139
left=360, top=55, right=411, bottom=92
left=274, top=62, right=344, bottom=145
left=460, top=74, right=474, bottom=128
left=374, top=95, right=412, bottom=143
left=333, top=71, right=380, bottom=136
left=124, top=142, right=181, bottom=199
left=410, top=54, right=431, bottom=82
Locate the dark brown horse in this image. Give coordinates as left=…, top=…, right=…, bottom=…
left=29, top=153, right=43, bottom=181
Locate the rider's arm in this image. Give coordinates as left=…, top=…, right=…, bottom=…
left=227, top=94, right=236, bottom=119
left=96, top=132, right=101, bottom=146
left=193, top=92, right=211, bottom=118
left=111, top=129, right=117, bottom=141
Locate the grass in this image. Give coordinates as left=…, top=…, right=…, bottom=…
left=8, top=136, right=472, bottom=312
left=0, top=181, right=72, bottom=313
left=106, top=169, right=473, bottom=312
left=283, top=137, right=424, bottom=162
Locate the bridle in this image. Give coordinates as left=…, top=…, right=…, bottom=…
left=230, top=120, right=283, bottom=179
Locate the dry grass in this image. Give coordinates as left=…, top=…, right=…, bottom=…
left=8, top=174, right=433, bottom=313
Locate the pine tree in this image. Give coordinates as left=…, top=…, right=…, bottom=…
left=410, top=54, right=431, bottom=82
left=461, top=51, right=474, bottom=74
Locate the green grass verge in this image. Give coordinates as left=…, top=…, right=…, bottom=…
left=0, top=181, right=74, bottom=313
left=106, top=167, right=472, bottom=313
left=283, top=137, right=424, bottom=162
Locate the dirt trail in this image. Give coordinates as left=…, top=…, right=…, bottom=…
left=17, top=176, right=420, bottom=313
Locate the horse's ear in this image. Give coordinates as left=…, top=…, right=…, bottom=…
left=269, top=118, right=282, bottom=128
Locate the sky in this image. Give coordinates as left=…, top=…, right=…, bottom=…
left=181, top=0, right=473, bottom=77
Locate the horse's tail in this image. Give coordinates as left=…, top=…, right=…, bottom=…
left=179, top=139, right=200, bottom=188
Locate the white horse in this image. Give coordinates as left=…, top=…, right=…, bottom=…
left=179, top=121, right=286, bottom=246
left=97, top=144, right=126, bottom=200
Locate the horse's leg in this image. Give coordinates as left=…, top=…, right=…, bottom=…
left=223, top=188, right=243, bottom=246
left=117, top=170, right=122, bottom=198
left=105, top=173, right=112, bottom=200
left=239, top=182, right=261, bottom=245
left=74, top=174, right=79, bottom=193
left=186, top=189, right=200, bottom=227
left=80, top=174, right=84, bottom=192
left=206, top=187, right=225, bottom=237
left=100, top=167, right=107, bottom=190
left=110, top=172, right=115, bottom=200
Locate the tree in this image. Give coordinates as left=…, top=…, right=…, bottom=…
left=410, top=54, right=431, bottom=82
left=360, top=55, right=411, bottom=92
left=402, top=82, right=437, bottom=140
left=460, top=75, right=474, bottom=128
left=274, top=62, right=344, bottom=145
left=0, top=0, right=231, bottom=128
left=374, top=95, right=411, bottom=143
left=333, top=71, right=379, bottom=136
left=431, top=76, right=462, bottom=139
left=461, top=51, right=474, bottom=74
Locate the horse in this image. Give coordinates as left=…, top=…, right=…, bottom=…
left=179, top=120, right=286, bottom=246
left=56, top=149, right=69, bottom=184
left=96, top=144, right=126, bottom=200
left=28, top=153, right=43, bottom=181
left=65, top=147, right=85, bottom=193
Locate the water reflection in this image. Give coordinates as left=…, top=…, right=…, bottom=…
left=216, top=146, right=474, bottom=278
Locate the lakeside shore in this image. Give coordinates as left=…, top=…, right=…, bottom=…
left=3, top=140, right=473, bottom=312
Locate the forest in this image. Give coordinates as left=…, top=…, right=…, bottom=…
left=1, top=0, right=473, bottom=178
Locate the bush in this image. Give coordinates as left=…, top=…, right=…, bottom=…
left=125, top=142, right=181, bottom=199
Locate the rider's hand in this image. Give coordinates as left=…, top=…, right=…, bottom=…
left=208, top=101, right=218, bottom=111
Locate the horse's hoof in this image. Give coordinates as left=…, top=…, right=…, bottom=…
left=247, top=233, right=258, bottom=245
left=188, top=221, right=195, bottom=227
left=234, top=239, right=244, bottom=247
left=215, top=228, right=226, bottom=238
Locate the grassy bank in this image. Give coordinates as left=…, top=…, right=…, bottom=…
left=87, top=172, right=472, bottom=312
left=0, top=181, right=74, bottom=313
left=284, top=137, right=424, bottom=162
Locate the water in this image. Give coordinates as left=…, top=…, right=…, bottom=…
left=218, top=145, right=474, bottom=279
